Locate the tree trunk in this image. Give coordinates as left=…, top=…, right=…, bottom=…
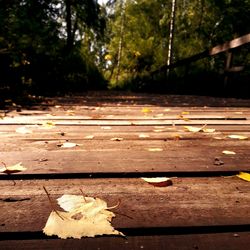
left=167, top=0, right=176, bottom=76
left=65, top=0, right=73, bottom=52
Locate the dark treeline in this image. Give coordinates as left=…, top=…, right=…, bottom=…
left=0, top=0, right=250, bottom=99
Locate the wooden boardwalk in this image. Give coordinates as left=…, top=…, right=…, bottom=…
left=0, top=92, right=250, bottom=249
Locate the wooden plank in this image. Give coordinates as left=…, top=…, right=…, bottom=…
left=1, top=118, right=250, bottom=126
left=0, top=177, right=249, bottom=232
left=1, top=233, right=250, bottom=250
left=0, top=144, right=250, bottom=174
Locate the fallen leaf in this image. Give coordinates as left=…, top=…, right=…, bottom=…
left=139, top=134, right=150, bottom=138
left=222, top=150, right=236, bottom=155
left=0, top=162, right=27, bottom=174
left=66, top=110, right=75, bottom=116
left=84, top=135, right=94, bottom=139
left=55, top=105, right=61, bottom=108
left=153, top=129, right=163, bottom=133
left=147, top=148, right=163, bottom=152
left=164, top=108, right=171, bottom=112
left=141, top=177, right=173, bottom=187
left=16, top=126, right=32, bottom=134
left=42, top=121, right=55, bottom=129
left=202, top=128, right=216, bottom=133
left=101, top=126, right=112, bottom=130
left=236, top=172, right=250, bottom=182
left=141, top=108, right=152, bottom=113
left=43, top=194, right=124, bottom=239
left=59, top=142, right=78, bottom=148
left=184, top=125, right=204, bottom=133
left=228, top=135, right=248, bottom=140
left=110, top=137, right=123, bottom=141
left=214, top=158, right=224, bottom=166
left=181, top=111, right=190, bottom=115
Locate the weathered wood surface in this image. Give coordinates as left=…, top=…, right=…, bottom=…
left=0, top=92, right=250, bottom=249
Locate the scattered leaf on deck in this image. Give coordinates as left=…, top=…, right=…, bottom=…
left=84, top=135, right=94, bottom=139
left=0, top=162, right=27, bottom=174
left=139, top=134, right=150, bottom=138
left=66, top=110, right=75, bottom=116
left=59, top=142, right=78, bottom=148
left=16, top=126, right=33, bottom=134
left=236, top=172, right=250, bottom=182
left=101, top=126, right=112, bottom=130
left=141, top=177, right=173, bottom=187
left=184, top=125, right=204, bottom=133
left=147, top=148, right=163, bottom=152
left=153, top=129, right=163, bottom=133
left=42, top=121, right=55, bottom=129
left=202, top=128, right=216, bottom=133
left=222, top=150, right=236, bottom=155
left=43, top=194, right=124, bottom=239
left=228, top=135, right=248, bottom=140
left=141, top=108, right=152, bottom=113
left=181, top=111, right=190, bottom=115
left=110, top=137, right=123, bottom=141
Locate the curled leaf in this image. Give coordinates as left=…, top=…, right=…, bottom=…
left=147, top=148, right=163, bottom=152
left=0, top=162, right=27, bottom=174
left=222, top=150, right=236, bottom=155
left=59, top=142, right=78, bottom=148
left=141, top=177, right=173, bottom=187
left=184, top=125, right=204, bottom=133
left=228, top=135, right=248, bottom=140
left=110, top=138, right=123, bottom=141
left=42, top=121, right=55, bottom=129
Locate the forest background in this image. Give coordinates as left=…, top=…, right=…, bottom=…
left=0, top=0, right=249, bottom=99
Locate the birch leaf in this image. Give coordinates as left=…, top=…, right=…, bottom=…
left=59, top=142, right=78, bottom=148
left=16, top=126, right=32, bottom=134
left=141, top=177, right=173, bottom=187
left=222, top=150, right=236, bottom=155
left=42, top=121, right=55, bottom=129
left=139, top=134, right=150, bottom=138
left=43, top=195, right=124, bottom=239
left=147, top=148, right=163, bottom=152
left=184, top=126, right=203, bottom=133
left=236, top=172, right=250, bottom=182
left=0, top=162, right=27, bottom=174
left=110, top=137, right=123, bottom=141
left=202, top=128, right=216, bottom=133
left=228, top=135, right=248, bottom=140
left=84, top=135, right=94, bottom=139
left=141, top=108, right=152, bottom=113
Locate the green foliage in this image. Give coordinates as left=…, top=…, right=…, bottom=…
left=102, top=0, right=250, bottom=93
left=0, top=0, right=107, bottom=96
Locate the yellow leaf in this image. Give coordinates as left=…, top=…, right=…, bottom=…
left=141, top=108, right=152, bottom=113
left=184, top=125, right=203, bottom=133
left=59, top=142, right=78, bottom=148
left=101, top=126, right=112, bottom=130
left=16, top=126, right=33, bottom=134
left=181, top=111, right=190, bottom=115
left=222, top=150, right=236, bottom=155
left=236, top=172, right=250, bottom=182
left=141, top=177, right=173, bottom=187
left=43, top=194, right=124, bottom=239
left=228, top=135, right=248, bottom=140
left=153, top=129, right=163, bottom=133
left=147, top=148, right=163, bottom=152
left=202, top=128, right=216, bottom=133
left=84, top=135, right=94, bottom=139
left=42, top=121, right=55, bottom=129
left=0, top=162, right=27, bottom=174
left=139, top=134, right=150, bottom=138
left=110, top=137, right=123, bottom=141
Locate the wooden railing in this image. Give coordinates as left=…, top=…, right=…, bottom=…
left=153, top=33, right=250, bottom=76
